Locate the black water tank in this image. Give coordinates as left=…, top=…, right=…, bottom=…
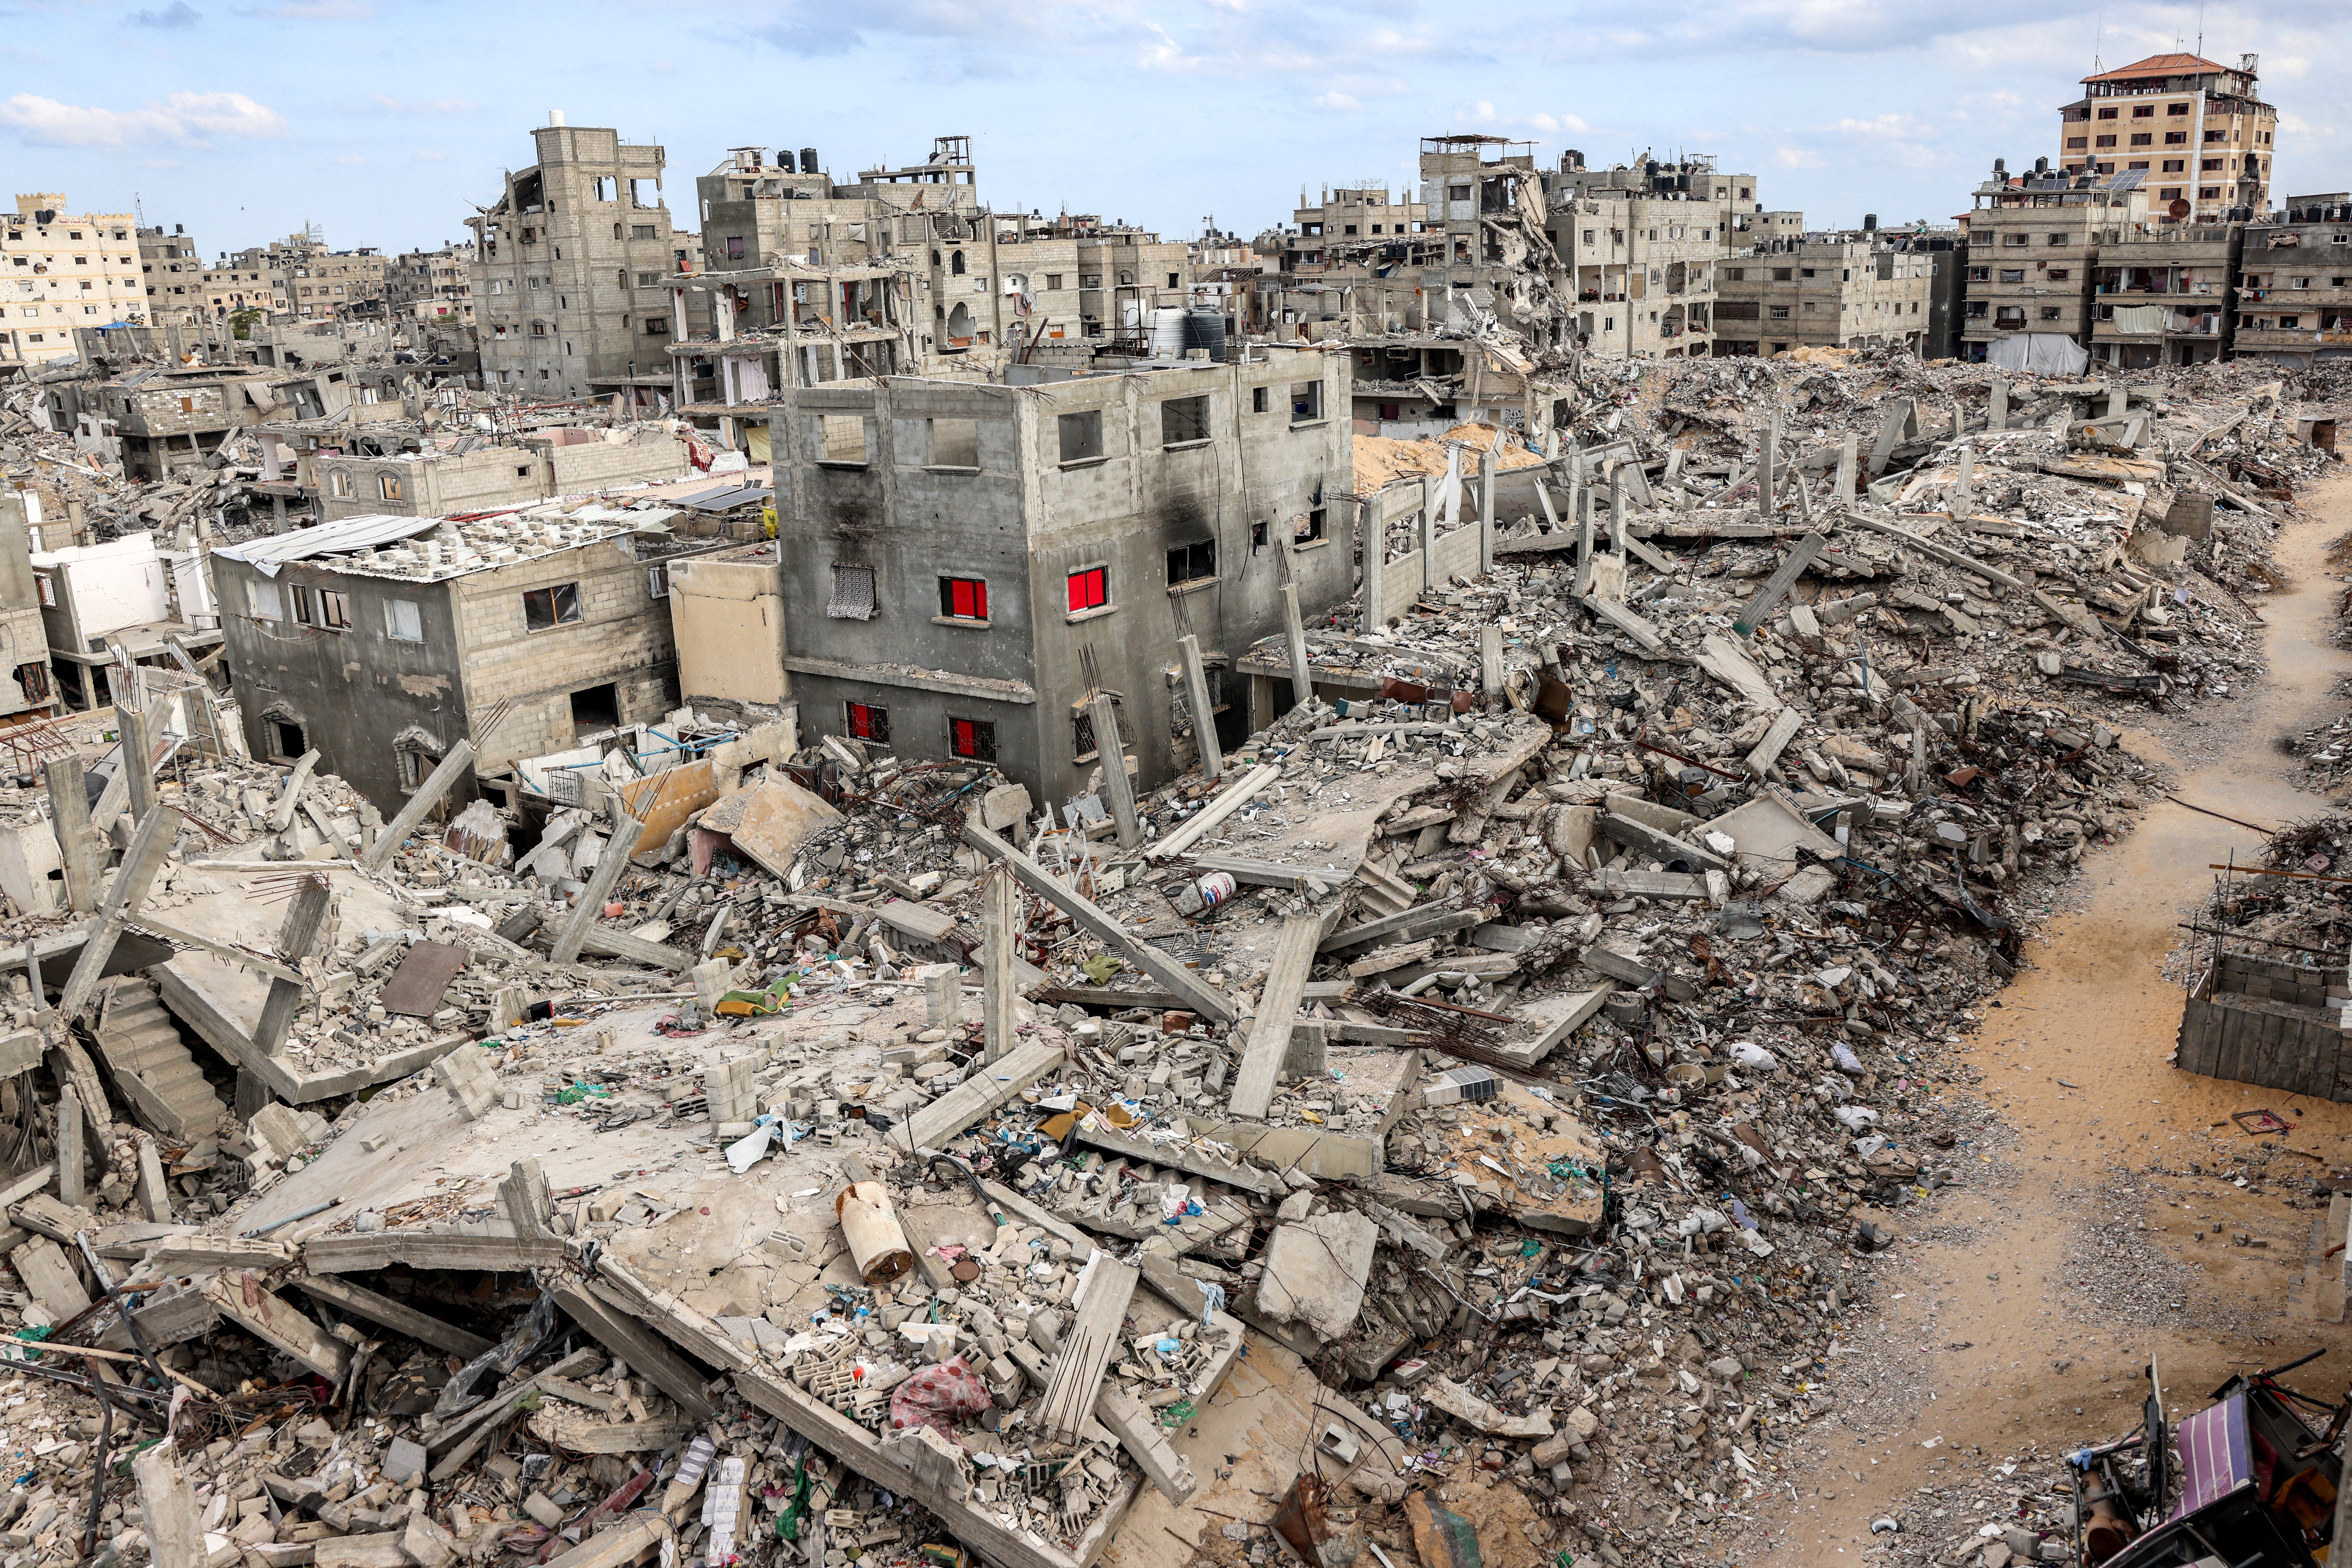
left=2034, top=156, right=2049, bottom=174
left=800, top=148, right=820, bottom=176
left=1864, top=213, right=1878, bottom=231
left=1181, top=304, right=1228, bottom=363
left=777, top=150, right=795, bottom=173
left=1993, top=157, right=2006, bottom=174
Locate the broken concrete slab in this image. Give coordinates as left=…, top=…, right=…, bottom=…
left=1258, top=1210, right=1377, bottom=1342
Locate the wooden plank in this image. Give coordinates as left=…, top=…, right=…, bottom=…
left=291, top=1274, right=495, bottom=1359
left=1229, top=909, right=1337, bottom=1120
left=963, top=824, right=1236, bottom=1021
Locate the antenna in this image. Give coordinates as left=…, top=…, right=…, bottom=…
left=2195, top=0, right=2204, bottom=58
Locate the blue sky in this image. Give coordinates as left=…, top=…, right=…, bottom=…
left=0, top=0, right=2344, bottom=259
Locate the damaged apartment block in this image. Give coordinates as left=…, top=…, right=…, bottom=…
left=708, top=348, right=1353, bottom=807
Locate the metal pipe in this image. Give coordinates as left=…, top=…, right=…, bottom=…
left=239, top=1196, right=340, bottom=1238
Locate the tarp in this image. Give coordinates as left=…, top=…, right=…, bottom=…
left=1984, top=332, right=2090, bottom=376
left=2109, top=304, right=2168, bottom=334
left=211, top=513, right=442, bottom=577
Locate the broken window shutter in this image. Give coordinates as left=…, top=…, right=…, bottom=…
left=828, top=564, right=877, bottom=620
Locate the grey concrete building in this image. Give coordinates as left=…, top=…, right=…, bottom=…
left=1544, top=152, right=1762, bottom=359
left=138, top=224, right=208, bottom=327
left=468, top=114, right=693, bottom=402
left=1960, top=160, right=2151, bottom=360
left=211, top=511, right=695, bottom=816
left=311, top=428, right=689, bottom=522
left=2090, top=223, right=2242, bottom=366
left=694, top=347, right=1353, bottom=806
left=2234, top=195, right=2352, bottom=368
left=1713, top=230, right=1935, bottom=357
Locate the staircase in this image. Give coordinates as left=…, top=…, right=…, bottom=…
left=92, top=978, right=226, bottom=1144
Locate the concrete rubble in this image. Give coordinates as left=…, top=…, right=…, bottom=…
left=0, top=336, right=2336, bottom=1568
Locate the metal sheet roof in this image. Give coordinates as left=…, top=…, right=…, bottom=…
left=211, top=514, right=445, bottom=577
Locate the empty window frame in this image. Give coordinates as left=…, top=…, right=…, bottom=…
left=315, top=590, right=349, bottom=630
left=817, top=413, right=868, bottom=464
left=1289, top=381, right=1323, bottom=422
left=645, top=564, right=670, bottom=599
left=1297, top=506, right=1327, bottom=545
left=244, top=579, right=282, bottom=621
left=570, top=683, right=621, bottom=733
left=523, top=583, right=583, bottom=632
left=1160, top=395, right=1209, bottom=446
left=948, top=717, right=996, bottom=761
left=929, top=417, right=979, bottom=468
left=846, top=701, right=889, bottom=742
left=1166, top=540, right=1216, bottom=588
left=1251, top=385, right=1270, bottom=414
left=271, top=720, right=306, bottom=760
left=939, top=576, right=989, bottom=621
left=378, top=473, right=403, bottom=501
left=33, top=575, right=53, bottom=609
left=1058, top=410, right=1103, bottom=463
left=1067, top=565, right=1109, bottom=613
left=384, top=598, right=423, bottom=641
left=829, top=563, right=878, bottom=620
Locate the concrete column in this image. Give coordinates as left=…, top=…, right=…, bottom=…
left=1759, top=415, right=1780, bottom=517
left=1481, top=626, right=1504, bottom=695
left=1359, top=500, right=1384, bottom=631
left=1953, top=441, right=1975, bottom=515
left=1089, top=692, right=1140, bottom=849
left=1833, top=432, right=1858, bottom=504
left=1419, top=479, right=1439, bottom=591
left=1281, top=583, right=1313, bottom=715
left=45, top=756, right=95, bottom=915
left=118, top=699, right=156, bottom=829
left=57, top=1084, right=83, bottom=1208
left=981, top=863, right=1019, bottom=1066
left=1989, top=378, right=2010, bottom=430
left=1477, top=442, right=1497, bottom=575
left=1178, top=635, right=1222, bottom=779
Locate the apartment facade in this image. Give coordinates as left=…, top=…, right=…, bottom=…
left=1545, top=154, right=1759, bottom=360
left=2, top=194, right=145, bottom=364
left=312, top=428, right=688, bottom=522
left=2234, top=195, right=2352, bottom=368
left=468, top=116, right=694, bottom=401
left=1960, top=162, right=2151, bottom=359
left=385, top=242, right=476, bottom=325
left=729, top=349, right=1353, bottom=805
left=2058, top=53, right=2275, bottom=223
left=1713, top=232, right=1934, bottom=356
left=2088, top=225, right=2241, bottom=366
left=138, top=225, right=208, bottom=327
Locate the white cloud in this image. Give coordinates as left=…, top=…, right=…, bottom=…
left=1773, top=144, right=1826, bottom=167
left=1528, top=113, right=1591, bottom=134
left=333, top=153, right=363, bottom=165
left=415, top=149, right=446, bottom=162
left=1315, top=91, right=1359, bottom=111
left=0, top=90, right=286, bottom=147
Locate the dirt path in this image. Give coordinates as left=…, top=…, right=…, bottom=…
left=1739, top=473, right=2352, bottom=1562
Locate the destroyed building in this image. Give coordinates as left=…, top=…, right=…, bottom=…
left=27, top=528, right=217, bottom=710
left=1712, top=227, right=1936, bottom=357
left=1962, top=160, right=2152, bottom=367
left=210, top=505, right=714, bottom=814
left=309, top=427, right=690, bottom=523
left=2089, top=220, right=2243, bottom=366
left=2234, top=194, right=2352, bottom=368
left=1, top=194, right=145, bottom=366
left=204, top=230, right=389, bottom=326
left=136, top=224, right=208, bottom=328
left=695, top=349, right=1352, bottom=805
left=2059, top=51, right=2275, bottom=221
left=467, top=115, right=694, bottom=402
left=1544, top=151, right=1762, bottom=359
left=384, top=241, right=477, bottom=327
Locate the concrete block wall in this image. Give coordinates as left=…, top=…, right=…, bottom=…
left=2176, top=954, right=2352, bottom=1102
left=451, top=539, right=678, bottom=774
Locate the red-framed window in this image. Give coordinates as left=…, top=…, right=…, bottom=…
left=949, top=718, right=996, bottom=760
left=1067, top=566, right=1108, bottom=612
left=940, top=576, right=989, bottom=620
left=846, top=702, right=889, bottom=742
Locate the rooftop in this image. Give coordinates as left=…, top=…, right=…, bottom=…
left=2081, top=52, right=2227, bottom=83
left=211, top=506, right=662, bottom=583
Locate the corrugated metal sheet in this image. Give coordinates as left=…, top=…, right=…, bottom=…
left=211, top=514, right=446, bottom=577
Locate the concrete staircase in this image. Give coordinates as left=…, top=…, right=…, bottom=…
left=93, top=978, right=226, bottom=1144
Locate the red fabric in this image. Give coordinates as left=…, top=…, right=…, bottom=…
left=889, top=1354, right=991, bottom=1442
left=948, top=579, right=985, bottom=619
left=1067, top=568, right=1106, bottom=611
left=848, top=703, right=881, bottom=740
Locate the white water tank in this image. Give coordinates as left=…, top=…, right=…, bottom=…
left=1147, top=306, right=1187, bottom=358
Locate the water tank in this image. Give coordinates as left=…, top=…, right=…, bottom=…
left=1993, top=157, right=2007, bottom=175
left=1863, top=213, right=1878, bottom=232
left=1676, top=173, right=1691, bottom=192
left=1148, top=307, right=1188, bottom=358
left=2033, top=156, right=2049, bottom=174
left=800, top=148, right=820, bottom=176
left=1181, top=305, right=1228, bottom=363
left=777, top=149, right=795, bottom=173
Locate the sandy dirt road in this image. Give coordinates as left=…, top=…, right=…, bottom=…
left=1733, top=472, right=2352, bottom=1563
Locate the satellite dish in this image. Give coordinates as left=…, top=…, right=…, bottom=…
left=2169, top=198, right=2192, bottom=219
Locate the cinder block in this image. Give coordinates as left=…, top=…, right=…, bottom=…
left=436, top=1046, right=501, bottom=1122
